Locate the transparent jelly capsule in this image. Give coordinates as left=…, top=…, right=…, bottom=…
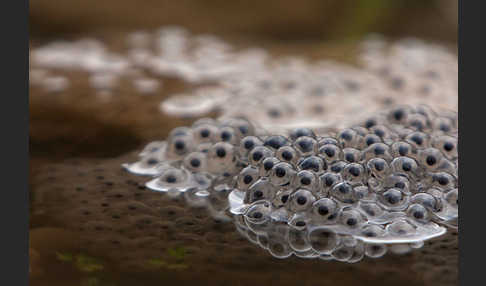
left=298, top=156, right=326, bottom=173
left=406, top=203, right=430, bottom=223
left=329, top=161, right=347, bottom=174
left=122, top=155, right=166, bottom=176
left=288, top=228, right=312, bottom=252
left=410, top=193, right=442, bottom=213
left=342, top=148, right=362, bottom=164
left=383, top=174, right=412, bottom=195
left=259, top=156, right=280, bottom=177
left=222, top=117, right=255, bottom=138
left=362, top=143, right=393, bottom=162
left=417, top=148, right=445, bottom=172
left=248, top=146, right=274, bottom=166
left=276, top=146, right=299, bottom=164
left=293, top=170, right=318, bottom=191
left=337, top=128, right=361, bottom=148
left=390, top=156, right=420, bottom=178
left=340, top=208, right=366, bottom=230
left=239, top=136, right=263, bottom=158
left=308, top=227, right=340, bottom=254
left=182, top=151, right=208, bottom=172
left=445, top=188, right=458, bottom=209
left=318, top=137, right=339, bottom=147
left=289, top=127, right=316, bottom=141
left=342, top=163, right=366, bottom=185
left=330, top=182, right=357, bottom=204
left=310, top=198, right=340, bottom=224
left=370, top=125, right=394, bottom=142
left=429, top=172, right=457, bottom=191
left=319, top=172, right=342, bottom=195
left=390, top=141, right=415, bottom=158
left=237, top=166, right=260, bottom=191
left=145, top=167, right=194, bottom=192
left=354, top=185, right=375, bottom=201
left=406, top=113, right=430, bottom=132
left=363, top=133, right=383, bottom=147
left=406, top=131, right=429, bottom=149
left=386, top=219, right=418, bottom=237
left=366, top=158, right=390, bottom=180
left=289, top=189, right=316, bottom=212
left=364, top=243, right=387, bottom=258
left=433, top=116, right=456, bottom=133
left=269, top=162, right=297, bottom=186
left=347, top=241, right=365, bottom=263
left=246, top=178, right=277, bottom=204
left=273, top=189, right=293, bottom=208
left=268, top=235, right=293, bottom=259
left=432, top=135, right=457, bottom=160
left=294, top=136, right=318, bottom=156
left=244, top=201, right=272, bottom=223
left=207, top=142, right=237, bottom=174
left=378, top=188, right=409, bottom=211
left=167, top=131, right=195, bottom=159
left=215, top=126, right=238, bottom=144
left=289, top=212, right=311, bottom=230
left=318, top=144, right=342, bottom=163
left=263, top=135, right=289, bottom=151
left=387, top=105, right=412, bottom=125
left=192, top=123, right=219, bottom=143
left=332, top=245, right=355, bottom=262
left=360, top=224, right=386, bottom=239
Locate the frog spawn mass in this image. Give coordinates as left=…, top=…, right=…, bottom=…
left=123, top=105, right=458, bottom=262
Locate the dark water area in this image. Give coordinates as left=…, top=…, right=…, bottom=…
left=29, top=1, right=458, bottom=285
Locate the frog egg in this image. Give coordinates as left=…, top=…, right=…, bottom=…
left=318, top=137, right=339, bottom=146
left=289, top=189, right=316, bottom=212
left=332, top=245, right=355, bottom=262
left=360, top=224, right=386, bottom=239
left=363, top=133, right=383, bottom=147
left=354, top=185, right=375, bottom=201
left=413, top=104, right=437, bottom=121
left=269, top=162, right=296, bottom=186
left=289, top=212, right=311, bottom=230
left=417, top=148, right=445, bottom=172
left=236, top=166, right=260, bottom=191
left=387, top=105, right=412, bottom=125
left=268, top=235, right=293, bottom=259
left=431, top=135, right=457, bottom=160
left=167, top=132, right=195, bottom=159
left=359, top=202, right=385, bottom=222
left=310, top=198, right=339, bottom=224
left=406, top=113, right=430, bottom=132
left=342, top=163, right=366, bottom=185
left=390, top=156, right=420, bottom=178
left=293, top=136, right=318, bottom=156
left=192, top=123, right=219, bottom=143
left=182, top=151, right=208, bottom=172
left=329, top=161, right=347, bottom=174
left=215, top=126, right=239, bottom=144
left=366, top=158, right=390, bottom=180
left=318, top=172, right=342, bottom=196
left=337, top=128, right=361, bottom=148
left=362, top=143, right=393, bottom=162
left=364, top=243, right=388, bottom=258
left=378, top=188, right=409, bottom=211
left=221, top=117, right=255, bottom=138
left=445, top=188, right=458, bottom=208
left=370, top=125, right=394, bottom=142
left=383, top=174, right=412, bottom=195
left=390, top=141, right=415, bottom=158
left=298, top=155, right=327, bottom=174
left=330, top=182, right=357, bottom=204
left=244, top=202, right=273, bottom=233
left=406, top=203, right=430, bottom=223
left=145, top=167, right=193, bottom=192
left=246, top=178, right=277, bottom=204
left=259, top=157, right=280, bottom=177
left=386, top=219, right=417, bottom=237
left=207, top=142, right=237, bottom=173
left=276, top=146, right=299, bottom=164
left=430, top=172, right=457, bottom=191
left=289, top=127, right=316, bottom=140
left=239, top=136, right=264, bottom=158
left=248, top=146, right=274, bottom=166
left=122, top=155, right=166, bottom=176
left=308, top=227, right=340, bottom=254
left=410, top=193, right=442, bottom=213
left=342, top=148, right=362, bottom=163
left=318, top=144, right=342, bottom=163
left=339, top=208, right=366, bottom=229
left=293, top=170, right=318, bottom=191
left=263, top=135, right=289, bottom=151
left=405, top=131, right=429, bottom=149
left=347, top=241, right=365, bottom=263
left=433, top=116, right=455, bottom=133
left=288, top=228, right=312, bottom=252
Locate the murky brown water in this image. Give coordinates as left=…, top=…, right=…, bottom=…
left=29, top=2, right=458, bottom=285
